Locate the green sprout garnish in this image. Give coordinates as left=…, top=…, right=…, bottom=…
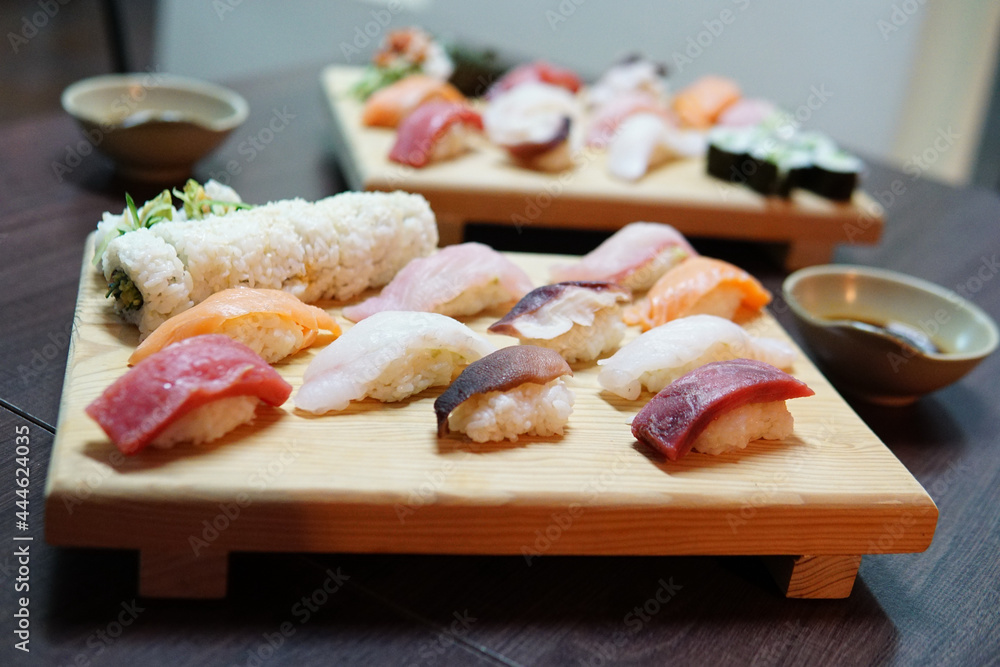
left=350, top=62, right=422, bottom=100
left=173, top=179, right=253, bottom=219
left=106, top=268, right=143, bottom=311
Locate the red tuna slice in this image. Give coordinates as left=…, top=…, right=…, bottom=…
left=631, top=358, right=814, bottom=461
left=486, top=61, right=583, bottom=99
left=86, top=334, right=292, bottom=455
left=389, top=101, right=483, bottom=167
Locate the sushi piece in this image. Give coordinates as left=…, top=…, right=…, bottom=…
left=128, top=288, right=340, bottom=366
left=351, top=27, right=454, bottom=100
left=585, top=91, right=672, bottom=148
left=388, top=101, right=483, bottom=167
left=484, top=82, right=581, bottom=172
left=361, top=74, right=465, bottom=128
left=96, top=189, right=438, bottom=336
left=631, top=358, right=814, bottom=461
left=716, top=98, right=778, bottom=128
left=485, top=60, right=582, bottom=99
left=488, top=281, right=632, bottom=363
left=342, top=242, right=533, bottom=322
left=800, top=145, right=863, bottom=202
left=672, top=75, right=741, bottom=129
left=550, top=222, right=697, bottom=292
left=597, top=314, right=796, bottom=400
left=624, top=256, right=771, bottom=331
left=86, top=335, right=293, bottom=455
left=434, top=345, right=574, bottom=442
left=295, top=311, right=495, bottom=414
left=607, top=113, right=706, bottom=182
left=586, top=55, right=668, bottom=110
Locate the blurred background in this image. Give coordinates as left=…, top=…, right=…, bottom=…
left=3, top=0, right=999, bottom=188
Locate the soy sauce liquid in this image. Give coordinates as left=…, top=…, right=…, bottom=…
left=829, top=316, right=945, bottom=354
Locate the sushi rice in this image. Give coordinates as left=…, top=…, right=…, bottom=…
left=446, top=378, right=574, bottom=443
left=688, top=401, right=794, bottom=456
left=149, top=395, right=260, bottom=449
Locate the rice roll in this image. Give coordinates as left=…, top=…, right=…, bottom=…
left=128, top=288, right=340, bottom=366
left=488, top=281, right=631, bottom=362
left=295, top=311, right=495, bottom=414
left=631, top=358, right=814, bottom=461
left=86, top=335, right=293, bottom=455
left=624, top=256, right=771, bottom=331
left=550, top=222, right=696, bottom=292
left=434, top=345, right=574, bottom=442
left=342, top=242, right=533, bottom=322
left=597, top=314, right=796, bottom=400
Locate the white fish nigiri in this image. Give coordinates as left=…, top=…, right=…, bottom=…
left=295, top=311, right=496, bottom=414
left=607, top=113, right=707, bottom=181
left=342, top=243, right=533, bottom=322
left=549, top=222, right=696, bottom=292
left=597, top=314, right=796, bottom=400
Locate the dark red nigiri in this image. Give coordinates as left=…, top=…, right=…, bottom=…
left=389, top=100, right=483, bottom=167
left=631, top=358, right=813, bottom=461
left=86, top=334, right=292, bottom=455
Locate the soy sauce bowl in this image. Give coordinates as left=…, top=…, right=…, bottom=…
left=61, top=73, right=248, bottom=183
left=782, top=265, right=998, bottom=405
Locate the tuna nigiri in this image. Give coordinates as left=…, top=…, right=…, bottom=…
left=361, top=74, right=465, bottom=128
left=597, top=314, right=796, bottom=400
left=128, top=288, right=340, bottom=365
left=388, top=100, right=483, bottom=167
left=87, top=335, right=292, bottom=455
left=295, top=311, right=495, bottom=414
left=631, top=358, right=814, bottom=461
left=624, top=256, right=771, bottom=331
left=485, top=61, right=582, bottom=99
left=488, top=281, right=631, bottom=363
left=434, top=345, right=574, bottom=442
left=672, top=75, right=741, bottom=129
left=550, top=222, right=696, bottom=291
left=342, top=243, right=533, bottom=322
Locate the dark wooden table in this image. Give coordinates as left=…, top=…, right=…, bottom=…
left=2, top=64, right=998, bottom=666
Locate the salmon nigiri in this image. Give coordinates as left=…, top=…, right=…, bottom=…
left=361, top=74, right=465, bottom=128
left=671, top=75, right=741, bottom=129
left=623, top=256, right=771, bottom=331
left=129, top=288, right=340, bottom=365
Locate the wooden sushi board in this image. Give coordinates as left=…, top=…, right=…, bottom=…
left=45, top=238, right=936, bottom=600
left=321, top=66, right=883, bottom=269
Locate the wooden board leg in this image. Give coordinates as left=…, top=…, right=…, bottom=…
left=139, top=549, right=229, bottom=599
left=436, top=215, right=465, bottom=247
left=763, top=554, right=861, bottom=599
left=784, top=240, right=835, bottom=270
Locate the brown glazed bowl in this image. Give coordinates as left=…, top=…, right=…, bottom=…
left=783, top=265, right=998, bottom=405
left=61, top=73, right=248, bottom=183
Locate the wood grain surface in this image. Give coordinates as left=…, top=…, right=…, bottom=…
left=46, top=239, right=936, bottom=592
left=322, top=66, right=883, bottom=268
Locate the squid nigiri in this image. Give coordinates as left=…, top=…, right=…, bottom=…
left=597, top=314, right=796, bottom=400
left=342, top=242, right=533, bottom=322
left=434, top=345, right=573, bottom=442
left=295, top=311, right=495, bottom=414
left=606, top=113, right=706, bottom=182
left=87, top=335, right=292, bottom=455
left=672, top=75, right=741, bottom=129
left=631, top=358, right=814, bottom=461
left=128, top=288, right=340, bottom=365
left=624, top=256, right=771, bottom=331
left=361, top=74, right=465, bottom=128
left=388, top=100, right=483, bottom=167
left=585, top=91, right=672, bottom=148
left=485, top=61, right=582, bottom=99
left=488, top=281, right=631, bottom=363
left=549, top=222, right=696, bottom=291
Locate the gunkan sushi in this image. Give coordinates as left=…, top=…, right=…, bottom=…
left=434, top=345, right=574, bottom=442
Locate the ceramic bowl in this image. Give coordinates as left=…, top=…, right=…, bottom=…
left=61, top=73, right=248, bottom=183
left=782, top=265, right=998, bottom=405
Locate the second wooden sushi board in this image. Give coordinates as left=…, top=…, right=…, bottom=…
left=45, top=239, right=936, bottom=599
left=321, top=66, right=884, bottom=269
